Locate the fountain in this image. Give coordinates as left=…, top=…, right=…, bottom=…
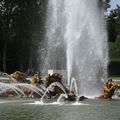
left=40, top=82, right=67, bottom=102
left=40, top=0, right=108, bottom=96
left=57, top=93, right=68, bottom=102
left=0, top=83, right=26, bottom=97
left=0, top=0, right=119, bottom=102
left=0, top=82, right=45, bottom=98
left=70, top=77, right=78, bottom=96
left=0, top=1, right=120, bottom=120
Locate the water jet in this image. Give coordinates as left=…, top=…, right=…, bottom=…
left=41, top=0, right=108, bottom=96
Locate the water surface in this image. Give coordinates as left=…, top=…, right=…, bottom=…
left=0, top=98, right=120, bottom=120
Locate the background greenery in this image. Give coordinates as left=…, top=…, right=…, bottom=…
left=0, top=0, right=48, bottom=73
left=0, top=0, right=120, bottom=75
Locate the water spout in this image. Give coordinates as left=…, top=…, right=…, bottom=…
left=70, top=78, right=78, bottom=96
left=57, top=93, right=68, bottom=102
left=41, top=0, right=108, bottom=96
left=40, top=82, right=66, bottom=102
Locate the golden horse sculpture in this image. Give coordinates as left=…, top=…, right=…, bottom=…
left=95, top=79, right=120, bottom=99
left=10, top=70, right=30, bottom=83
left=31, top=72, right=42, bottom=86
left=4, top=71, right=42, bottom=97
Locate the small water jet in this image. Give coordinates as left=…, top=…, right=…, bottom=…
left=40, top=82, right=67, bottom=102
left=0, top=83, right=26, bottom=97
left=70, top=77, right=78, bottom=96
left=14, top=83, right=44, bottom=97
left=57, top=93, right=68, bottom=102
left=0, top=82, right=46, bottom=98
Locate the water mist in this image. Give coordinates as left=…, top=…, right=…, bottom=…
left=41, top=0, right=108, bottom=96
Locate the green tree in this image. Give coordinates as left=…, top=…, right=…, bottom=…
left=108, top=5, right=120, bottom=61
left=107, top=5, right=120, bottom=42
left=0, top=0, right=48, bottom=72
left=109, top=34, right=120, bottom=61
left=13, top=0, right=46, bottom=72
left=0, top=0, right=18, bottom=72
left=105, top=0, right=111, bottom=10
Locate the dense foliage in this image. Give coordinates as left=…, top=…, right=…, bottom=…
left=108, top=5, right=120, bottom=61
left=0, top=0, right=48, bottom=73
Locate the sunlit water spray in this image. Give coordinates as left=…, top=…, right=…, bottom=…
left=40, top=82, right=67, bottom=102
left=57, top=93, right=68, bottom=102
left=41, top=0, right=108, bottom=96
left=0, top=83, right=46, bottom=97
left=70, top=77, right=78, bottom=96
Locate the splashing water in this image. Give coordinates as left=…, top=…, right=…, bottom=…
left=70, top=78, right=78, bottom=96
left=0, top=83, right=26, bottom=97
left=57, top=93, right=68, bottom=102
left=40, top=82, right=66, bottom=102
left=0, top=83, right=45, bottom=97
left=41, top=0, right=108, bottom=96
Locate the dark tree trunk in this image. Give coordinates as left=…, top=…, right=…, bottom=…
left=3, top=39, right=7, bottom=72
left=28, top=44, right=33, bottom=70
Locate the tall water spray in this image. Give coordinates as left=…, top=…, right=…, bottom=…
left=41, top=0, right=108, bottom=96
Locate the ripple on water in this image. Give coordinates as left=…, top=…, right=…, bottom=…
left=26, top=101, right=90, bottom=106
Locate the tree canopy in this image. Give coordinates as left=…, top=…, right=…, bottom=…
left=0, top=0, right=48, bottom=73
left=108, top=5, right=120, bottom=61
